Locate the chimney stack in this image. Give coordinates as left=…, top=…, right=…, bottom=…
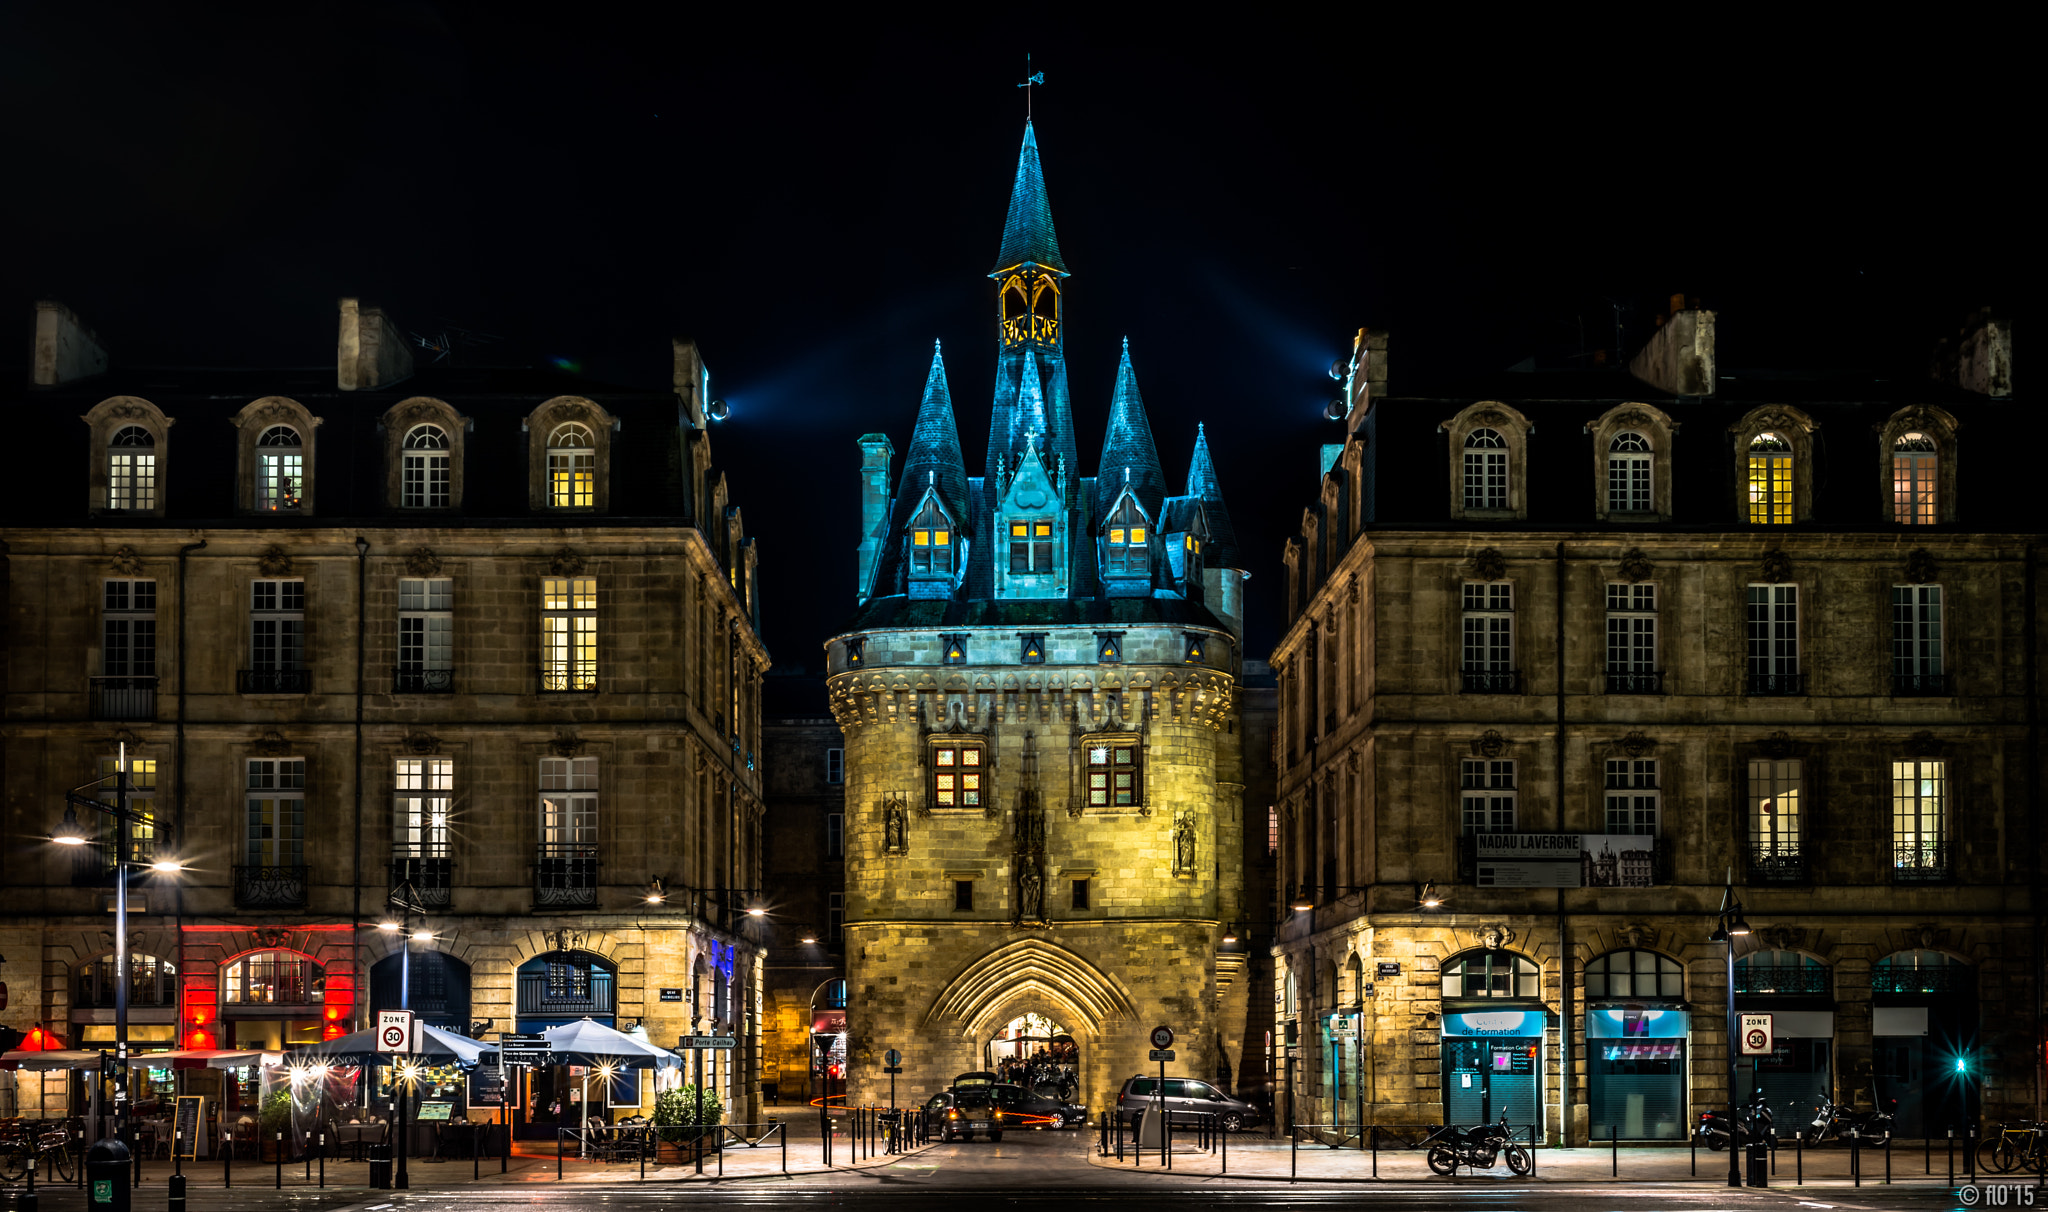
left=855, top=434, right=896, bottom=604
left=1929, top=308, right=2012, bottom=398
left=673, top=339, right=710, bottom=427
left=336, top=298, right=414, bottom=391
left=31, top=301, right=109, bottom=386
left=1629, top=293, right=1716, bottom=396
left=1346, top=327, right=1389, bottom=435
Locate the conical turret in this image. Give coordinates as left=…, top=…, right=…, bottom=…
left=993, top=120, right=1067, bottom=274
left=1185, top=422, right=1240, bottom=569
left=1094, top=338, right=1168, bottom=525
left=896, top=341, right=969, bottom=526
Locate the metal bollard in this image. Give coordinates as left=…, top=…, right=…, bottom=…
left=1291, top=1124, right=1298, bottom=1181
left=1851, top=1131, right=1860, bottom=1187
left=319, top=1132, right=325, bottom=1188
left=277, top=1130, right=284, bottom=1188
left=1885, top=1133, right=1891, bottom=1183
left=22, top=1154, right=37, bottom=1212
left=1970, top=1124, right=1978, bottom=1182
left=1948, top=1128, right=1955, bottom=1186
left=1796, top=1131, right=1802, bottom=1185
left=1371, top=1124, right=1377, bottom=1178
left=557, top=1128, right=563, bottom=1181
left=1222, top=1113, right=1227, bottom=1176
left=1612, top=1121, right=1618, bottom=1177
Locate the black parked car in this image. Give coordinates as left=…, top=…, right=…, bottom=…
left=1116, top=1076, right=1261, bottom=1132
left=926, top=1087, right=1004, bottom=1142
left=986, top=1081, right=1088, bottom=1129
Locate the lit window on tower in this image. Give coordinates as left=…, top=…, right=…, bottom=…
left=932, top=742, right=984, bottom=808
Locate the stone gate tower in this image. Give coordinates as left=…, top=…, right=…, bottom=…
left=826, top=120, right=1253, bottom=1110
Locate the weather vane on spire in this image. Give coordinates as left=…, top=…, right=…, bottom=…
left=1018, top=53, right=1044, bottom=119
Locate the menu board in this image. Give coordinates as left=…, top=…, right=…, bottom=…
left=416, top=1101, right=454, bottom=1122
left=467, top=1065, right=506, bottom=1106
left=174, top=1095, right=207, bottom=1159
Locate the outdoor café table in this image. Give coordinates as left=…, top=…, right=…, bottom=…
left=336, top=1122, right=386, bottom=1161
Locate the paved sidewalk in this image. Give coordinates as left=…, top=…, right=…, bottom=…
left=1089, top=1136, right=2006, bottom=1188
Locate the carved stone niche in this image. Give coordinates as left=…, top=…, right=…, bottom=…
left=1759, top=549, right=1793, bottom=583
left=258, top=545, right=293, bottom=577
left=1471, top=548, right=1508, bottom=582
left=1756, top=925, right=1805, bottom=953
left=1618, top=548, right=1653, bottom=584
left=1479, top=925, right=1517, bottom=951
left=1905, top=548, right=1938, bottom=585
left=406, top=547, right=443, bottom=577
left=110, top=545, right=146, bottom=576
left=1470, top=730, right=1508, bottom=759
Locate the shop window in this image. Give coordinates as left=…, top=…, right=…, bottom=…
left=77, top=954, right=178, bottom=1008
left=931, top=740, right=984, bottom=808
left=1440, top=950, right=1540, bottom=999
left=517, top=950, right=615, bottom=1014
left=223, top=951, right=323, bottom=1005
left=1585, top=950, right=1682, bottom=999
left=1085, top=739, right=1141, bottom=808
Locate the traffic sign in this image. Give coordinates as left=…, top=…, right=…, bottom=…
left=496, top=1032, right=552, bottom=1063
left=1148, top=1049, right=1175, bottom=1062
left=884, top=1049, right=902, bottom=1067
left=1149, top=1025, right=1175, bottom=1050
left=1739, top=1012, right=1775, bottom=1057
left=678, top=1035, right=736, bottom=1050
left=378, top=1010, right=418, bottom=1054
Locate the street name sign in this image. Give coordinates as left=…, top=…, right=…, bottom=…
left=497, top=1033, right=552, bottom=1063
left=678, top=1035, right=736, bottom=1050
left=1377, top=962, right=1402, bottom=978
left=659, top=988, right=683, bottom=1002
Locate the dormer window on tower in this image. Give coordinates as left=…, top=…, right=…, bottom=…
left=909, top=499, right=956, bottom=576
left=1105, top=498, right=1151, bottom=578
left=1009, top=520, right=1054, bottom=574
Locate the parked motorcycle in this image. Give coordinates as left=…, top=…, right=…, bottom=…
left=1428, top=1113, right=1533, bottom=1176
left=1697, top=1088, right=1774, bottom=1151
left=1802, top=1095, right=1895, bottom=1147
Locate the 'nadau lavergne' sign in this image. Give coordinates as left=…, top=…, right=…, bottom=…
left=1472, top=833, right=1656, bottom=888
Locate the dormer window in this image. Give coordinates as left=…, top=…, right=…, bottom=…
left=1096, top=633, right=1123, bottom=664
left=1607, top=432, right=1652, bottom=514
left=1009, top=521, right=1054, bottom=574
left=107, top=426, right=157, bottom=511
left=256, top=426, right=304, bottom=512
left=1184, top=634, right=1206, bottom=665
left=548, top=423, right=596, bottom=508
left=1892, top=433, right=1937, bottom=525
left=910, top=500, right=956, bottom=576
left=941, top=634, right=968, bottom=665
left=1747, top=433, right=1793, bottom=525
left=1463, top=428, right=1508, bottom=510
left=402, top=424, right=451, bottom=508
left=1020, top=633, right=1045, bottom=665
left=1105, top=498, right=1150, bottom=578
left=845, top=637, right=865, bottom=668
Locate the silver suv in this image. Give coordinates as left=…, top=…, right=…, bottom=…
left=1116, top=1076, right=1259, bottom=1132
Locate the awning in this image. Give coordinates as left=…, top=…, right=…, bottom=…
left=0, top=1049, right=110, bottom=1071
left=293, top=1024, right=493, bottom=1066
left=542, top=1018, right=681, bottom=1070
left=126, top=1049, right=283, bottom=1070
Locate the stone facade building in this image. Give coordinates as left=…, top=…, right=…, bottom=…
left=759, top=675, right=848, bottom=1104
left=0, top=302, right=769, bottom=1129
left=825, top=121, right=1265, bottom=1114
left=1271, top=310, right=2035, bottom=1145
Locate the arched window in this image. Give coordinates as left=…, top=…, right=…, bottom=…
left=516, top=949, right=617, bottom=1015
left=1746, top=433, right=1793, bottom=525
left=1441, top=950, right=1540, bottom=999
left=1104, top=497, right=1150, bottom=578
left=222, top=950, right=323, bottom=1005
left=1585, top=950, right=1683, bottom=999
left=1892, top=433, right=1938, bottom=525
left=1344, top=954, right=1365, bottom=1008
left=1872, top=949, right=1968, bottom=995
left=402, top=424, right=451, bottom=509
left=256, top=426, right=304, bottom=512
left=107, top=425, right=158, bottom=511
left=77, top=954, right=178, bottom=1008
left=908, top=499, right=955, bottom=576
left=1733, top=950, right=1828, bottom=995
left=1282, top=969, right=1298, bottom=1015
left=1607, top=432, right=1652, bottom=514
left=547, top=423, right=596, bottom=508
left=1463, top=429, right=1508, bottom=510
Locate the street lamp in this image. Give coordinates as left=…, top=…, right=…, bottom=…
left=1709, top=872, right=1754, bottom=1189
left=51, top=743, right=181, bottom=1182
left=380, top=877, right=433, bottom=1190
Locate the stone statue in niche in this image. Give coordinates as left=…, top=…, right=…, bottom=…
left=884, top=801, right=907, bottom=853
left=1018, top=867, right=1043, bottom=921
left=1174, top=815, right=1196, bottom=874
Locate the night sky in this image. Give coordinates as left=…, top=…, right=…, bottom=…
left=3, top=9, right=2019, bottom=665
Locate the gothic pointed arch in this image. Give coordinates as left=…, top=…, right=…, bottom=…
left=924, top=938, right=1137, bottom=1038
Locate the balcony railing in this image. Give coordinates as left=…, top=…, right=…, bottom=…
left=539, top=665, right=598, bottom=694
left=239, top=668, right=310, bottom=694
left=1891, top=840, right=1952, bottom=883
left=390, top=848, right=452, bottom=909
left=1745, top=671, right=1806, bottom=696
left=1734, top=963, right=1830, bottom=996
left=534, top=843, right=598, bottom=906
left=234, top=864, right=309, bottom=908
left=515, top=968, right=616, bottom=1017
left=1605, top=669, right=1664, bottom=695
left=1460, top=668, right=1522, bottom=694
left=1892, top=672, right=1951, bottom=697
left=90, top=676, right=158, bottom=720
left=1872, top=964, right=1970, bottom=995
left=392, top=667, right=455, bottom=694
left=1747, top=843, right=1807, bottom=885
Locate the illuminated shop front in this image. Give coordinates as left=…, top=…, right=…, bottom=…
left=1733, top=950, right=1832, bottom=1124
left=1585, top=950, right=1688, bottom=1141
left=812, top=979, right=847, bottom=1102
left=1439, top=951, right=1545, bottom=1129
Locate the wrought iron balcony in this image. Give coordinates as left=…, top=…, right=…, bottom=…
left=1733, top=962, right=1830, bottom=996
left=515, top=967, right=616, bottom=1017
left=392, top=666, right=455, bottom=694
left=1892, top=672, right=1951, bottom=697
left=90, top=676, right=158, bottom=720
left=1872, top=962, right=1968, bottom=995
left=1605, top=669, right=1664, bottom=695
left=1745, top=671, right=1806, bottom=696
left=1891, top=840, right=1952, bottom=883
left=1746, top=843, right=1807, bottom=885
left=238, top=668, right=310, bottom=694
left=534, top=843, right=598, bottom=907
left=390, top=848, right=453, bottom=909
left=538, top=665, right=598, bottom=694
left=1460, top=668, right=1522, bottom=694
left=234, top=864, right=309, bottom=908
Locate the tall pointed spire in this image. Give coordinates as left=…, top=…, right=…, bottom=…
left=1185, top=422, right=1241, bottom=569
left=896, top=340, right=969, bottom=525
left=992, top=120, right=1067, bottom=274
left=1094, top=337, right=1168, bottom=525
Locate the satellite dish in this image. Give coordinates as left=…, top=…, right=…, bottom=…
left=1324, top=398, right=1347, bottom=422
left=1328, top=358, right=1347, bottom=381
left=708, top=399, right=731, bottom=422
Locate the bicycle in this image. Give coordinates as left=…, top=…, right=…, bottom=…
left=0, top=1118, right=78, bottom=1183
left=1976, top=1121, right=2048, bottom=1174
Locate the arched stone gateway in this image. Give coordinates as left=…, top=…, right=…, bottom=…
left=923, top=939, right=1136, bottom=1106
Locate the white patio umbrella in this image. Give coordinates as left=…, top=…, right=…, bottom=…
left=294, top=1024, right=493, bottom=1065
left=540, top=1019, right=679, bottom=1144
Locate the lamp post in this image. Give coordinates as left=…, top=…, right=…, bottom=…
left=379, top=880, right=432, bottom=1191
left=53, top=742, right=183, bottom=1180
left=1709, top=873, right=1754, bottom=1189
